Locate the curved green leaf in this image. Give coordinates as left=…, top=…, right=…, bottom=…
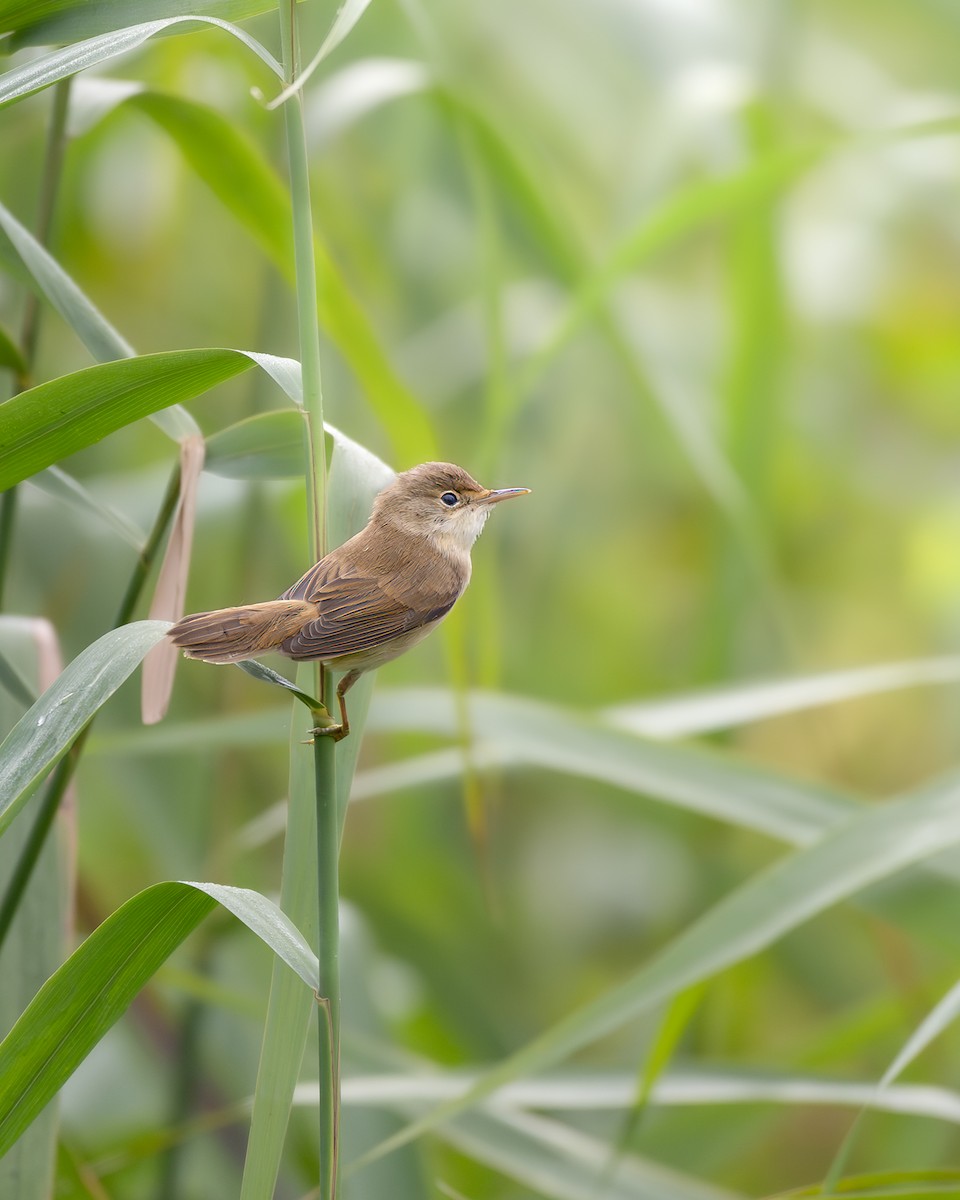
left=0, top=18, right=282, bottom=109
left=0, top=199, right=197, bottom=440
left=205, top=410, right=305, bottom=479
left=266, top=0, right=377, bottom=111
left=30, top=466, right=146, bottom=549
left=0, top=620, right=169, bottom=840
left=0, top=880, right=318, bottom=1157
left=1, top=0, right=287, bottom=46
left=0, top=200, right=134, bottom=364
left=124, top=91, right=293, bottom=271
left=0, top=348, right=293, bottom=491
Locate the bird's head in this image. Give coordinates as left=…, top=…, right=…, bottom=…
left=373, top=462, right=530, bottom=554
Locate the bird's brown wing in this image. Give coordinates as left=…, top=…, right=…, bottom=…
left=278, top=555, right=456, bottom=661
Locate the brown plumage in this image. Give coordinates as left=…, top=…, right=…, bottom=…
left=169, top=462, right=530, bottom=739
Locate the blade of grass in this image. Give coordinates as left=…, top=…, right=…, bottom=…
left=699, top=100, right=789, bottom=679
left=441, top=1107, right=742, bottom=1200
left=769, top=1167, right=960, bottom=1199
left=266, top=0, right=377, bottom=110
left=0, top=880, right=319, bottom=1157
left=0, top=199, right=197, bottom=441
left=240, top=429, right=392, bottom=1198
left=0, top=623, right=68, bottom=1200
left=239, top=7, right=340, bottom=1197
left=825, top=977, right=960, bottom=1190
left=350, top=763, right=960, bottom=1168
left=0, top=350, right=248, bottom=490
left=29, top=466, right=145, bottom=549
left=615, top=982, right=706, bottom=1151
left=605, top=656, right=960, bottom=739
left=278, top=10, right=341, bottom=1198
left=0, top=18, right=282, bottom=109
left=1, top=0, right=290, bottom=45
left=335, top=1067, right=960, bottom=1123
left=0, top=347, right=310, bottom=492
left=0, top=621, right=169, bottom=840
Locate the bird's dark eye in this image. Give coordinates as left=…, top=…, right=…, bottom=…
left=440, top=491, right=459, bottom=507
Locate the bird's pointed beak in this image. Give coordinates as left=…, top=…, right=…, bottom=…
left=477, top=487, right=532, bottom=506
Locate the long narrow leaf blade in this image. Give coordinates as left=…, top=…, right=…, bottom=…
left=0, top=880, right=318, bottom=1157
left=0, top=621, right=169, bottom=839
left=2, top=0, right=284, bottom=45
left=0, top=621, right=69, bottom=1200
left=266, top=0, right=376, bottom=110
left=0, top=349, right=253, bottom=491
left=0, top=18, right=281, bottom=108
left=0, top=199, right=198, bottom=441
left=606, top=657, right=960, bottom=739
left=354, top=764, right=960, bottom=1166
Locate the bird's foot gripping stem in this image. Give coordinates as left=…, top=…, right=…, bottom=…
left=307, top=707, right=347, bottom=743
left=308, top=671, right=358, bottom=744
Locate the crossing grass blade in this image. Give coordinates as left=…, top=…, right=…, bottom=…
left=350, top=764, right=960, bottom=1168
left=29, top=466, right=146, bottom=549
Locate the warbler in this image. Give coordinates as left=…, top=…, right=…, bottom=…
left=168, top=461, right=530, bottom=739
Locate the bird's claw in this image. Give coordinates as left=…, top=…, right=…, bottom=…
left=303, top=718, right=348, bottom=744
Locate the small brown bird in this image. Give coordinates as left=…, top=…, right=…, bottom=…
left=169, top=462, right=530, bottom=739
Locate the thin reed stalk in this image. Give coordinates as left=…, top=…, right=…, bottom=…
left=278, top=4, right=340, bottom=1196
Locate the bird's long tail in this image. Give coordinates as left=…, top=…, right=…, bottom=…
left=168, top=599, right=317, bottom=663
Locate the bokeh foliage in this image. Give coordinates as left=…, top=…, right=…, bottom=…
left=4, top=1, right=960, bottom=1197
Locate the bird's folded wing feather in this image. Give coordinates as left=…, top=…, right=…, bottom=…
left=278, top=556, right=456, bottom=660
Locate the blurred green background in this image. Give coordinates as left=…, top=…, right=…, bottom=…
left=5, top=0, right=960, bottom=1196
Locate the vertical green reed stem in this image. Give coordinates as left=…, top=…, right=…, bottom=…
left=0, top=489, right=17, bottom=611
left=0, top=77, right=72, bottom=610
left=278, top=5, right=340, bottom=1197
